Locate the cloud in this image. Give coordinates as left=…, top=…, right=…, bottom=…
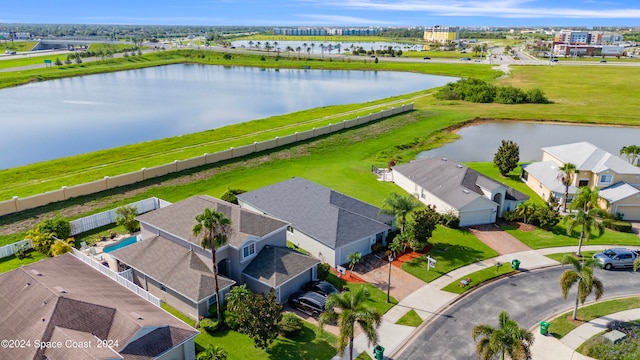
left=299, top=0, right=640, bottom=19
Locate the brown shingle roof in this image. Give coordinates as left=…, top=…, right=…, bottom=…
left=110, top=236, right=235, bottom=302
left=136, top=196, right=288, bottom=248
left=0, top=254, right=197, bottom=360
left=242, top=246, right=320, bottom=288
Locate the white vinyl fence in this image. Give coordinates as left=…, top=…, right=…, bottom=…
left=71, top=248, right=160, bottom=307
left=0, top=239, right=32, bottom=259
left=69, top=197, right=167, bottom=236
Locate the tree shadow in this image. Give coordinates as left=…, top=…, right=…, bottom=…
left=268, top=326, right=336, bottom=360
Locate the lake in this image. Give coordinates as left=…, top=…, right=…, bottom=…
left=418, top=121, right=640, bottom=162
left=0, top=64, right=454, bottom=169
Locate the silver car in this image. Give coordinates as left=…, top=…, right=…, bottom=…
left=593, top=248, right=639, bottom=270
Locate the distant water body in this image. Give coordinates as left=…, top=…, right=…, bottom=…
left=0, top=64, right=454, bottom=169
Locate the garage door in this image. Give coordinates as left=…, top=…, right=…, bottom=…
left=459, top=209, right=495, bottom=227
left=617, top=205, right=640, bottom=221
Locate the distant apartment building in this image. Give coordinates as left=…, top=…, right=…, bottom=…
left=554, top=29, right=624, bottom=45
left=273, top=27, right=380, bottom=36
left=424, top=25, right=459, bottom=43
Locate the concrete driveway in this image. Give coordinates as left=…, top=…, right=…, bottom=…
left=468, top=223, right=532, bottom=255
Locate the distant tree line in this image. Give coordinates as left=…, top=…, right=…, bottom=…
left=435, top=78, right=550, bottom=104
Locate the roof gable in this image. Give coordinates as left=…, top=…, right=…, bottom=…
left=242, top=246, right=320, bottom=288
left=136, top=196, right=288, bottom=248
left=542, top=142, right=640, bottom=175
left=237, top=178, right=393, bottom=249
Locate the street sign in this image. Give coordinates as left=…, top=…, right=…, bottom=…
left=426, top=255, right=436, bottom=271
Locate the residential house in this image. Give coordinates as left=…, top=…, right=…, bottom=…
left=0, top=253, right=198, bottom=360
left=110, top=195, right=319, bottom=320
left=237, top=177, right=395, bottom=267
left=392, top=157, right=529, bottom=227
left=521, top=141, right=640, bottom=219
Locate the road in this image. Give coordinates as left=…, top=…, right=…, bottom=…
left=396, top=266, right=640, bottom=359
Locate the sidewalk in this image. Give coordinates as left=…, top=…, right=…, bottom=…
left=333, top=245, right=616, bottom=360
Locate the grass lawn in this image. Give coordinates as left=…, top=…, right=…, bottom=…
left=161, top=302, right=196, bottom=327
left=401, top=226, right=498, bottom=283
left=0, top=250, right=47, bottom=273
left=548, top=297, right=640, bottom=339
left=441, top=264, right=516, bottom=294
left=501, top=222, right=640, bottom=249
left=355, top=352, right=373, bottom=360
left=195, top=320, right=337, bottom=360
left=545, top=251, right=598, bottom=263
left=395, top=309, right=423, bottom=327
left=326, top=273, right=397, bottom=314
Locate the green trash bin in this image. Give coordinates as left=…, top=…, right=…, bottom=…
left=511, top=259, right=521, bottom=270
left=373, top=344, right=385, bottom=360
left=540, top=321, right=550, bottom=335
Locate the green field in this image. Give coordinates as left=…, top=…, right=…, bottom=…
left=501, top=223, right=640, bottom=249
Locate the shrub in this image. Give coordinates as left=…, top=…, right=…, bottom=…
left=278, top=312, right=304, bottom=337
left=602, top=219, right=633, bottom=233
left=494, top=86, right=527, bottom=104
left=14, top=243, right=27, bottom=260
left=371, top=240, right=384, bottom=254
left=317, top=263, right=331, bottom=280
left=502, top=210, right=521, bottom=222
left=526, top=88, right=550, bottom=104
left=224, top=310, right=240, bottom=330
left=439, top=212, right=460, bottom=229
left=199, top=318, right=220, bottom=334
left=115, top=205, right=140, bottom=233
left=220, top=188, right=246, bottom=205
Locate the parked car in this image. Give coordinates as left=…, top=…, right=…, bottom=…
left=303, top=280, right=338, bottom=296
left=423, top=56, right=431, bottom=60
left=288, top=291, right=327, bottom=318
left=461, top=57, right=471, bottom=61
left=600, top=60, right=607, bottom=63
left=593, top=248, right=639, bottom=270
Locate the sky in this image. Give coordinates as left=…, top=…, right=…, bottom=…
left=2, top=0, right=640, bottom=27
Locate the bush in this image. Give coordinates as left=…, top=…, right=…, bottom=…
left=602, top=219, right=633, bottom=233
left=278, top=312, right=304, bottom=337
left=502, top=210, right=521, bottom=222
left=199, top=318, right=220, bottom=334
left=317, top=263, right=331, bottom=281
left=526, top=88, right=550, bottom=104
left=371, top=240, right=384, bottom=254
left=224, top=310, right=240, bottom=330
left=220, top=188, right=246, bottom=205
left=439, top=213, right=460, bottom=229
left=494, top=86, right=527, bottom=104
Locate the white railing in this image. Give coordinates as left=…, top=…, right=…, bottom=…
left=71, top=248, right=161, bottom=307
left=0, top=239, right=32, bottom=259
left=69, top=197, right=164, bottom=236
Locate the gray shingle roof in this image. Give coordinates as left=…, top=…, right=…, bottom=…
left=242, top=245, right=320, bottom=288
left=136, top=195, right=288, bottom=248
left=393, top=157, right=528, bottom=209
left=237, top=177, right=393, bottom=249
left=521, top=161, right=576, bottom=194
left=599, top=182, right=640, bottom=203
left=110, top=236, right=235, bottom=302
left=0, top=254, right=197, bottom=360
left=542, top=142, right=640, bottom=175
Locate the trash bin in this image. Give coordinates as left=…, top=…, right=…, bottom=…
left=373, top=344, right=385, bottom=360
left=511, top=259, right=521, bottom=270
left=540, top=321, right=550, bottom=335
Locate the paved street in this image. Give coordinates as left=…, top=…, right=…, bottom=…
left=396, top=266, right=640, bottom=359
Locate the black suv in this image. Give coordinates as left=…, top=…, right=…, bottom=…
left=288, top=291, right=327, bottom=318
left=303, top=280, right=338, bottom=297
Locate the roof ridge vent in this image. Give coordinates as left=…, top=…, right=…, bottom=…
left=53, top=286, right=67, bottom=294
left=463, top=189, right=470, bottom=194
left=30, top=269, right=42, bottom=276
left=130, top=311, right=144, bottom=320
left=442, top=157, right=448, bottom=161
left=456, top=164, right=463, bottom=168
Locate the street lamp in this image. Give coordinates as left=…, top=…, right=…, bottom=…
left=386, top=253, right=394, bottom=303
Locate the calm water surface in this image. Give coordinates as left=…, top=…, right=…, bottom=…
left=418, top=121, right=640, bottom=162
left=1, top=64, right=454, bottom=169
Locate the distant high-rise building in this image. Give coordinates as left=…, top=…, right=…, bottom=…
left=424, top=25, right=459, bottom=43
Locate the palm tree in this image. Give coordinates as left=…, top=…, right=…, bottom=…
left=248, top=40, right=254, bottom=48
left=197, top=344, right=227, bottom=360
left=515, top=202, right=535, bottom=224
left=634, top=257, right=640, bottom=272
left=571, top=186, right=607, bottom=212
left=347, top=251, right=362, bottom=276
left=563, top=209, right=604, bottom=256
left=379, top=192, right=420, bottom=234
left=556, top=162, right=577, bottom=212
left=264, top=41, right=271, bottom=55
left=319, top=286, right=382, bottom=360
left=192, top=208, right=232, bottom=322
left=620, top=145, right=640, bottom=165
left=295, top=46, right=301, bottom=59
left=311, top=42, right=315, bottom=54
left=471, top=310, right=534, bottom=360
left=560, top=255, right=604, bottom=320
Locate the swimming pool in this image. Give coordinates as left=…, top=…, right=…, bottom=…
left=103, top=236, right=138, bottom=253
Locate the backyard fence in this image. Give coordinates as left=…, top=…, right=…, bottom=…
left=69, top=197, right=166, bottom=236
left=71, top=248, right=160, bottom=307
left=0, top=239, right=32, bottom=259
left=0, top=104, right=414, bottom=217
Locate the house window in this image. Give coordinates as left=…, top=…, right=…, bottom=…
left=521, top=170, right=528, bottom=181
left=242, top=243, right=256, bottom=259
left=287, top=226, right=294, bottom=233
left=420, top=188, right=426, bottom=199
left=578, top=179, right=589, bottom=187
left=208, top=294, right=217, bottom=306
left=160, top=284, right=166, bottom=292
left=599, top=174, right=613, bottom=185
